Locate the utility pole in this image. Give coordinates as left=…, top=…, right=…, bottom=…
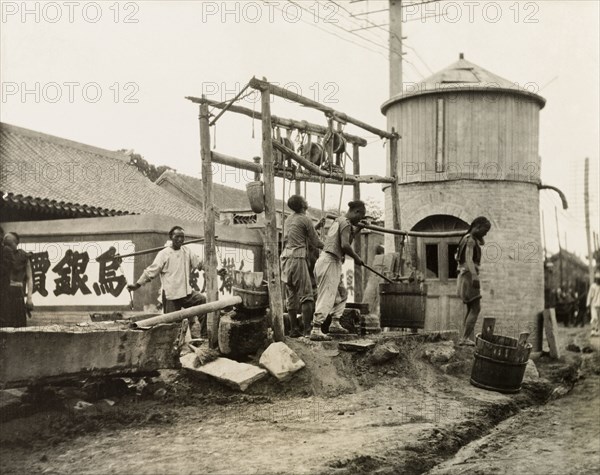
left=555, top=206, right=563, bottom=290
left=389, top=0, right=403, bottom=97
left=584, top=157, right=594, bottom=284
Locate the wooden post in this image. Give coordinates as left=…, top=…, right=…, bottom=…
left=389, top=0, right=403, bottom=97
left=260, top=84, right=285, bottom=342
left=389, top=129, right=403, bottom=271
left=199, top=101, right=220, bottom=349
left=543, top=308, right=561, bottom=359
left=352, top=143, right=363, bottom=302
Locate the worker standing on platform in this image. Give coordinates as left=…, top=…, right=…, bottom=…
left=311, top=201, right=366, bottom=341
left=280, top=195, right=324, bottom=338
left=128, top=226, right=206, bottom=334
left=456, top=216, right=492, bottom=346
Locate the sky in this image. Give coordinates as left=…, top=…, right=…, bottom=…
left=1, top=0, right=598, bottom=259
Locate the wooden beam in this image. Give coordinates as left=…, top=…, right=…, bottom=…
left=208, top=83, right=250, bottom=126
left=212, top=151, right=262, bottom=173
left=199, top=101, right=220, bottom=349
left=272, top=140, right=395, bottom=184
left=211, top=150, right=370, bottom=185
left=389, top=130, right=403, bottom=261
left=352, top=143, right=363, bottom=303
left=248, top=78, right=395, bottom=140
left=260, top=87, right=285, bottom=342
left=358, top=222, right=465, bottom=238
left=134, top=297, right=242, bottom=328
left=186, top=95, right=367, bottom=146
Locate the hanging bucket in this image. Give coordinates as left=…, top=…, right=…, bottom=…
left=379, top=282, right=427, bottom=329
left=301, top=142, right=324, bottom=166
left=470, top=332, right=532, bottom=394
left=246, top=181, right=265, bottom=213
left=275, top=137, right=294, bottom=164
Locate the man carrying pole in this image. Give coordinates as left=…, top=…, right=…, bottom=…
left=311, top=201, right=366, bottom=341
left=128, top=226, right=207, bottom=334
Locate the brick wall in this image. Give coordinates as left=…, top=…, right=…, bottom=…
left=385, top=180, right=543, bottom=344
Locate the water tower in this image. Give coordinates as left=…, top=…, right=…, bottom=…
left=382, top=54, right=547, bottom=338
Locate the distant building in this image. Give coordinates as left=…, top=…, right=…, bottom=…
left=546, top=250, right=589, bottom=292
left=0, top=123, right=262, bottom=315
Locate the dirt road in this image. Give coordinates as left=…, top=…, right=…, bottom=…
left=428, top=330, right=600, bottom=475
left=0, top=330, right=597, bottom=475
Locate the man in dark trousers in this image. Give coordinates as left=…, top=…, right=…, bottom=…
left=128, top=226, right=206, bottom=333
left=280, top=195, right=324, bottom=337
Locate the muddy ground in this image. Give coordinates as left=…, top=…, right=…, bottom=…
left=0, top=327, right=598, bottom=475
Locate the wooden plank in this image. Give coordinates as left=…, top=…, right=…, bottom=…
left=533, top=310, right=544, bottom=352
left=543, top=308, right=561, bottom=359
left=200, top=101, right=220, bottom=349
left=185, top=96, right=367, bottom=146
left=260, top=87, right=285, bottom=342
left=481, top=317, right=496, bottom=340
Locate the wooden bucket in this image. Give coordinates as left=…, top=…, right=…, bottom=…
left=470, top=332, right=532, bottom=394
left=246, top=181, right=265, bottom=213
left=379, top=282, right=427, bottom=329
left=301, top=142, right=325, bottom=166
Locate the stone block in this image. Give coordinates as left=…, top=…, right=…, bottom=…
left=181, top=355, right=267, bottom=392
left=422, top=341, right=456, bottom=364
left=369, top=342, right=399, bottom=365
left=338, top=340, right=376, bottom=352
left=259, top=342, right=305, bottom=381
left=0, top=323, right=182, bottom=389
left=218, top=312, right=268, bottom=359
left=523, top=359, right=539, bottom=381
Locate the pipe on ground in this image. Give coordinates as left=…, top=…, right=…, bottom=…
left=133, top=296, right=242, bottom=328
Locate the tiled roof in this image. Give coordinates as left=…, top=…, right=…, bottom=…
left=1, top=192, right=129, bottom=218
left=382, top=55, right=546, bottom=112
left=0, top=123, right=203, bottom=221
left=156, top=170, right=324, bottom=219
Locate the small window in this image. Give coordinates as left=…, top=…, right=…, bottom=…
left=448, top=244, right=459, bottom=279
left=425, top=244, right=439, bottom=278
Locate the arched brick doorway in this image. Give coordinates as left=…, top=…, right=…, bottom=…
left=412, top=215, right=469, bottom=333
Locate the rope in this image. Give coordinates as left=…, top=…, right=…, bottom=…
left=337, top=147, right=348, bottom=214
left=251, top=100, right=256, bottom=139
left=281, top=172, right=286, bottom=242
left=319, top=175, right=326, bottom=239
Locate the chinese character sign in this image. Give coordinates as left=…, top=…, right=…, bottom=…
left=21, top=241, right=135, bottom=306
left=185, top=243, right=253, bottom=297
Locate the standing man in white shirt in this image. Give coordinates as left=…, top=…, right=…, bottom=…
left=128, top=226, right=206, bottom=332
left=587, top=272, right=600, bottom=337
